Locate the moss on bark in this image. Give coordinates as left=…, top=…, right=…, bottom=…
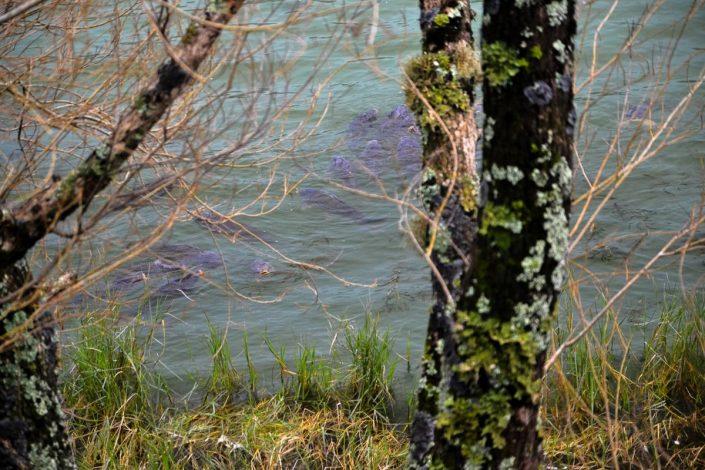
left=410, top=1, right=577, bottom=468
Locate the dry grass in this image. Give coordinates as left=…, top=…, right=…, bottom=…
left=543, top=298, right=705, bottom=468
left=63, top=312, right=405, bottom=469
left=62, top=297, right=705, bottom=468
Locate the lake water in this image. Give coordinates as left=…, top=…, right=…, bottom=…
left=4, top=0, right=704, bottom=396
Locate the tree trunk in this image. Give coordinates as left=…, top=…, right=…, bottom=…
left=406, top=0, right=479, bottom=466
left=0, top=1, right=245, bottom=467
left=410, top=1, right=577, bottom=468
left=0, top=263, right=75, bottom=469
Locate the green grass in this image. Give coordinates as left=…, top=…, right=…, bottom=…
left=62, top=312, right=405, bottom=469
left=543, top=297, right=705, bottom=468
left=343, top=316, right=396, bottom=414
left=61, top=300, right=705, bottom=468
left=205, top=321, right=240, bottom=403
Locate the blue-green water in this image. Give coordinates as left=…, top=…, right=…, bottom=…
left=2, top=1, right=704, bottom=394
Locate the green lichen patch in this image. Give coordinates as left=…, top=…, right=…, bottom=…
left=479, top=201, right=526, bottom=250
left=433, top=309, right=543, bottom=464
left=482, top=42, right=529, bottom=87
left=404, top=51, right=474, bottom=131
left=433, top=13, right=450, bottom=27
left=529, top=44, right=543, bottom=60
left=458, top=175, right=479, bottom=213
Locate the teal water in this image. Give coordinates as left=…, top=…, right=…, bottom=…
left=3, top=1, right=704, bottom=395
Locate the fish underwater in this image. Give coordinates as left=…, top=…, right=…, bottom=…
left=104, top=245, right=220, bottom=297
left=192, top=209, right=271, bottom=243
left=396, top=135, right=422, bottom=178
left=346, top=108, right=379, bottom=153
left=359, top=140, right=386, bottom=175
left=344, top=105, right=422, bottom=180
left=299, top=187, right=383, bottom=224
left=249, top=259, right=273, bottom=275
left=152, top=270, right=205, bottom=299
left=328, top=155, right=357, bottom=187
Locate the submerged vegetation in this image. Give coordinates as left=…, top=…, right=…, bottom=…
left=61, top=298, right=705, bottom=468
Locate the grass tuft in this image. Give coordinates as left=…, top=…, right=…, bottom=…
left=543, top=297, right=705, bottom=468
left=344, top=315, right=396, bottom=414
left=62, top=313, right=405, bottom=469
left=62, top=301, right=705, bottom=468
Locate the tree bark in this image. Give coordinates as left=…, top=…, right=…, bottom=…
left=410, top=1, right=576, bottom=468
left=0, top=1, right=244, bottom=467
left=406, top=0, right=479, bottom=466
left=0, top=263, right=74, bottom=469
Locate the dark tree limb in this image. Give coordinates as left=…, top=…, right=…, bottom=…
left=0, top=0, right=244, bottom=269
left=0, top=2, right=244, bottom=468
left=0, top=0, right=49, bottom=26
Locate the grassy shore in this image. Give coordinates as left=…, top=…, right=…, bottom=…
left=61, top=299, right=705, bottom=468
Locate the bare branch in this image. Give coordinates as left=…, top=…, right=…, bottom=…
left=0, top=0, right=49, bottom=26
left=0, top=0, right=245, bottom=267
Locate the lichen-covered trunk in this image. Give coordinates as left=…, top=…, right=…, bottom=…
left=410, top=1, right=577, bottom=468
left=0, top=264, right=74, bottom=469
left=406, top=0, right=479, bottom=466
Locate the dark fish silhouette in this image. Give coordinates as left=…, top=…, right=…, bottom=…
left=626, top=103, right=650, bottom=120
left=299, top=187, right=382, bottom=224
left=151, top=244, right=222, bottom=270
left=359, top=140, right=386, bottom=175
left=108, top=271, right=148, bottom=293
left=105, top=245, right=221, bottom=296
left=193, top=210, right=270, bottom=243
left=328, top=155, right=356, bottom=187
left=347, top=108, right=379, bottom=152
left=380, top=105, right=417, bottom=135
left=249, top=259, right=273, bottom=275
left=379, top=106, right=419, bottom=153
left=346, top=106, right=421, bottom=179
left=153, top=270, right=204, bottom=299
left=396, top=135, right=422, bottom=178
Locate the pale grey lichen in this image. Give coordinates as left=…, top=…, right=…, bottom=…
left=499, top=457, right=517, bottom=470
left=477, top=295, right=490, bottom=314
left=551, top=260, right=566, bottom=290
left=553, top=40, right=568, bottom=63
left=446, top=5, right=463, bottom=19
left=558, top=72, right=572, bottom=93
left=29, top=444, right=58, bottom=470
left=544, top=203, right=569, bottom=261
left=546, top=1, right=568, bottom=27
left=485, top=117, right=495, bottom=143
left=531, top=168, right=548, bottom=187
left=517, top=240, right=546, bottom=285
left=550, top=157, right=572, bottom=194
left=418, top=168, right=440, bottom=209
left=521, top=27, right=534, bottom=38
left=489, top=164, right=524, bottom=185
